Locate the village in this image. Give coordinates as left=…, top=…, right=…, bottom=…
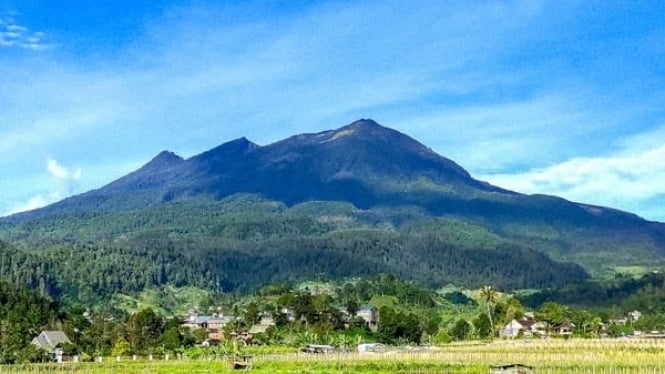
left=28, top=301, right=660, bottom=365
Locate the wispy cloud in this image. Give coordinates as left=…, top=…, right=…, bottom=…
left=480, top=137, right=665, bottom=220
left=47, top=159, right=81, bottom=181
left=3, top=159, right=82, bottom=216
left=0, top=14, right=53, bottom=50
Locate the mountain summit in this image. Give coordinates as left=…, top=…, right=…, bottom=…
left=39, top=119, right=500, bottom=212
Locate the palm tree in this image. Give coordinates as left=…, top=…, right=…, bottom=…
left=479, top=285, right=498, bottom=337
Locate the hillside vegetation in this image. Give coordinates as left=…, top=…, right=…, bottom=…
left=0, top=195, right=589, bottom=303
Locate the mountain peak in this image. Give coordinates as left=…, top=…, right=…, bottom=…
left=346, top=118, right=382, bottom=129
left=317, top=119, right=393, bottom=143
left=142, top=151, right=184, bottom=172
left=190, top=137, right=259, bottom=166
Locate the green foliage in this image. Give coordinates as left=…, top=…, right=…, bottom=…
left=536, top=302, right=571, bottom=333
left=0, top=280, right=62, bottom=363
left=472, top=313, right=492, bottom=339
left=449, top=318, right=472, bottom=341
left=126, top=308, right=164, bottom=354
left=521, top=272, right=665, bottom=312
left=0, top=194, right=592, bottom=306
left=111, top=338, right=130, bottom=357
left=442, top=291, right=476, bottom=306
left=376, top=306, right=422, bottom=344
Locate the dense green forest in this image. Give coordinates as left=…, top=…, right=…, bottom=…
left=522, top=271, right=665, bottom=314
left=0, top=196, right=591, bottom=305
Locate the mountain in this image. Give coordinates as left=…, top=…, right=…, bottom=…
left=1, top=119, right=665, bottom=300
left=14, top=119, right=500, bottom=214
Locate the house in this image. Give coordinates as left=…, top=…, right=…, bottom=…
left=611, top=317, right=628, bottom=326
left=356, top=305, right=378, bottom=332
left=557, top=321, right=575, bottom=335
left=489, top=364, right=533, bottom=374
left=182, top=313, right=230, bottom=342
left=31, top=330, right=72, bottom=352
left=610, top=310, right=641, bottom=326
left=280, top=307, right=297, bottom=322
left=499, top=315, right=545, bottom=338
left=500, top=319, right=529, bottom=338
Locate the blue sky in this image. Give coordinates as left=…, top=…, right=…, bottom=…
left=2, top=1, right=665, bottom=220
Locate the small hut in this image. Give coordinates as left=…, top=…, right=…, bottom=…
left=489, top=364, right=533, bottom=374
left=232, top=354, right=253, bottom=370
left=301, top=344, right=334, bottom=354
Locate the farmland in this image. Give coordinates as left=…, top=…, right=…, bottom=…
left=2, top=339, right=665, bottom=373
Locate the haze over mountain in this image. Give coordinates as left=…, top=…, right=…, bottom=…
left=1, top=119, right=664, bottom=300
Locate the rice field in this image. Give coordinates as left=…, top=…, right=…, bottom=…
left=2, top=338, right=665, bottom=373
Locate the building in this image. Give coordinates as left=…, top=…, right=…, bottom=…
left=499, top=314, right=545, bottom=338
left=356, top=305, right=378, bottom=332
left=31, top=330, right=71, bottom=352
left=557, top=321, right=575, bottom=336
left=182, top=313, right=230, bottom=342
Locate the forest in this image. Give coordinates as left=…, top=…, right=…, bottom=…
left=0, top=196, right=591, bottom=305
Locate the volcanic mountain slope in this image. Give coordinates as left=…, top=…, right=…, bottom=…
left=1, top=119, right=665, bottom=297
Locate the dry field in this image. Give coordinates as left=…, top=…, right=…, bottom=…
left=1, top=338, right=664, bottom=373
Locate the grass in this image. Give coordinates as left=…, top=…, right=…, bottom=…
left=112, top=286, right=209, bottom=316
left=4, top=339, right=665, bottom=373
left=613, top=266, right=650, bottom=277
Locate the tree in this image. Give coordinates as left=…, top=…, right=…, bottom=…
left=243, top=302, right=261, bottom=327
left=192, top=328, right=208, bottom=345
left=161, top=326, right=182, bottom=352
left=572, top=310, right=594, bottom=336
left=479, top=285, right=498, bottom=337
left=127, top=308, right=164, bottom=353
left=503, top=297, right=524, bottom=324
left=535, top=301, right=571, bottom=335
left=111, top=338, right=131, bottom=357
left=431, top=329, right=452, bottom=345
left=376, top=306, right=422, bottom=344
left=346, top=299, right=359, bottom=318
left=473, top=313, right=492, bottom=339
left=450, top=318, right=471, bottom=341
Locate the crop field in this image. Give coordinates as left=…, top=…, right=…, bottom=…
left=2, top=339, right=665, bottom=373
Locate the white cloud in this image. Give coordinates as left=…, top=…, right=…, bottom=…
left=4, top=195, right=49, bottom=216
left=394, top=91, right=614, bottom=173
left=0, top=14, right=53, bottom=50
left=2, top=159, right=83, bottom=216
left=47, top=159, right=81, bottom=180
left=480, top=141, right=665, bottom=220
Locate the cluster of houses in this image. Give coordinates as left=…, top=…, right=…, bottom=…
left=499, top=313, right=562, bottom=338
left=181, top=304, right=379, bottom=345
left=499, top=310, right=645, bottom=339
